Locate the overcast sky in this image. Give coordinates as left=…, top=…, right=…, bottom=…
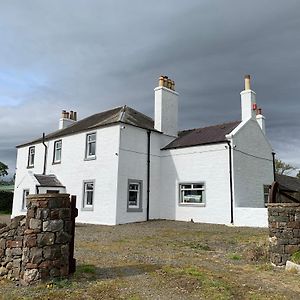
left=0, top=0, right=299, bottom=177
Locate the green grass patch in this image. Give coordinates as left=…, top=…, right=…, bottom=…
left=228, top=253, right=242, bottom=260
left=291, top=250, right=300, bottom=264
left=76, top=264, right=97, bottom=274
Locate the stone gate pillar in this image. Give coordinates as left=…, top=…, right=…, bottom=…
left=21, top=193, right=73, bottom=285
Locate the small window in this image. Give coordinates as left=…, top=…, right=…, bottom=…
left=83, top=181, right=94, bottom=209
left=53, top=140, right=62, bottom=163
left=179, top=183, right=205, bottom=205
left=27, top=146, right=35, bottom=168
left=85, top=133, right=96, bottom=159
left=127, top=180, right=143, bottom=212
left=22, top=189, right=29, bottom=210
left=264, top=185, right=270, bottom=206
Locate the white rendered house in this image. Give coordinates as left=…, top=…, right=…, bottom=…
left=12, top=75, right=273, bottom=227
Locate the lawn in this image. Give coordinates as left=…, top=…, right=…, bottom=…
left=0, top=220, right=299, bottom=299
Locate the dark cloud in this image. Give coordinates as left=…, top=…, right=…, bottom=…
left=1, top=0, right=300, bottom=176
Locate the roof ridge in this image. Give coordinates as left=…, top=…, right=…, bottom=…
left=179, top=120, right=241, bottom=133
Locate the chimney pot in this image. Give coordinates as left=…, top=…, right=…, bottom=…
left=73, top=111, right=77, bottom=121
left=244, top=74, right=251, bottom=90
left=159, top=76, right=164, bottom=87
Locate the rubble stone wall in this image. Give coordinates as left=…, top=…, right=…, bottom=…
left=0, top=194, right=73, bottom=285
left=268, top=203, right=300, bottom=266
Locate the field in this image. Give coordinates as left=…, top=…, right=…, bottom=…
left=0, top=216, right=299, bottom=299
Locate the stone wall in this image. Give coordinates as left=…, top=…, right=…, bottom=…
left=268, top=203, right=300, bottom=266
left=0, top=193, right=75, bottom=285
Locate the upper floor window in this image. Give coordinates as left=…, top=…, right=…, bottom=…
left=27, top=146, right=35, bottom=168
left=85, top=133, right=96, bottom=159
left=53, top=140, right=62, bottom=164
left=179, top=183, right=205, bottom=205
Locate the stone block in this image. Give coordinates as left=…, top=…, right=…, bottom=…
left=22, top=268, right=40, bottom=284
left=285, top=245, right=300, bottom=255
left=60, top=265, right=69, bottom=276
left=50, top=209, right=60, bottom=220
left=11, top=248, right=22, bottom=256
left=0, top=239, right=6, bottom=249
left=36, top=209, right=49, bottom=220
left=29, top=247, right=43, bottom=264
left=10, top=216, right=26, bottom=229
left=29, top=219, right=41, bottom=231
left=24, top=234, right=37, bottom=247
left=64, top=221, right=73, bottom=233
left=12, top=259, right=21, bottom=268
left=6, top=240, right=23, bottom=248
left=43, top=220, right=64, bottom=232
left=55, top=231, right=71, bottom=244
left=43, top=245, right=62, bottom=260
left=37, top=200, right=49, bottom=208
left=37, top=233, right=55, bottom=247
left=0, top=266, right=8, bottom=276
left=61, top=244, right=69, bottom=258
left=26, top=208, right=36, bottom=219
left=38, top=260, right=52, bottom=269
left=49, top=268, right=60, bottom=277
left=59, top=208, right=71, bottom=220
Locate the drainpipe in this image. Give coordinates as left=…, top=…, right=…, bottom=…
left=42, top=133, right=47, bottom=175
left=272, top=152, right=276, bottom=181
left=146, top=130, right=151, bottom=221
left=227, top=141, right=234, bottom=225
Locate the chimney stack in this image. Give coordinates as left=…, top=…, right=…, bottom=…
left=154, top=75, right=178, bottom=137
left=256, top=107, right=266, bottom=134
left=240, top=74, right=257, bottom=122
left=59, top=110, right=77, bottom=129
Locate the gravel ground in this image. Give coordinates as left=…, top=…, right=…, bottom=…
left=0, top=216, right=300, bottom=299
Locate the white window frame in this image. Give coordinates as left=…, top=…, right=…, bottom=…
left=127, top=179, right=143, bottom=212
left=27, top=146, right=35, bottom=168
left=85, top=132, right=96, bottom=160
left=263, top=184, right=270, bottom=207
left=53, top=140, right=62, bottom=164
left=22, top=189, right=30, bottom=211
left=82, top=180, right=95, bottom=210
left=179, top=183, right=206, bottom=206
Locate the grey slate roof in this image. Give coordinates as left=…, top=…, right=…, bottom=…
left=34, top=174, right=65, bottom=187
left=17, top=105, right=156, bottom=148
left=162, top=121, right=241, bottom=150
left=276, top=174, right=300, bottom=192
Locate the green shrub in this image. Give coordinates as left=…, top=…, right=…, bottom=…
left=0, top=191, right=13, bottom=213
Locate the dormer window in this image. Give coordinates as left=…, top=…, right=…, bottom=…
left=27, top=146, right=35, bottom=168
left=85, top=132, right=96, bottom=159
left=53, top=140, right=62, bottom=164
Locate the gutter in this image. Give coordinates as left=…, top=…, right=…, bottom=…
left=42, top=133, right=48, bottom=175
left=146, top=130, right=151, bottom=221
left=226, top=140, right=234, bottom=224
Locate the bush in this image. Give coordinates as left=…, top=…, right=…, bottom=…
left=0, top=191, right=13, bottom=213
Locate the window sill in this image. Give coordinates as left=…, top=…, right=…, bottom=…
left=52, top=161, right=61, bottom=165
left=81, top=207, right=94, bottom=211
left=127, top=208, right=143, bottom=212
left=178, top=203, right=206, bottom=207
left=84, top=156, right=96, bottom=161
left=27, top=165, right=34, bottom=169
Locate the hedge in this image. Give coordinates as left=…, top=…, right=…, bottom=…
left=0, top=191, right=13, bottom=213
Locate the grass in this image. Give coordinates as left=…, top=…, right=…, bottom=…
left=291, top=250, right=300, bottom=264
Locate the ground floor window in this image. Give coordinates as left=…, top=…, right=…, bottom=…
left=22, top=189, right=29, bottom=210
left=263, top=185, right=270, bottom=206
left=179, top=183, right=205, bottom=205
left=127, top=180, right=143, bottom=212
left=83, top=181, right=94, bottom=210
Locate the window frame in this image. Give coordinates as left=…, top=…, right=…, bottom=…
left=85, top=132, right=97, bottom=160
left=263, top=184, right=270, bottom=207
left=82, top=180, right=95, bottom=210
left=127, top=179, right=143, bottom=212
left=27, top=146, right=35, bottom=168
left=22, top=189, right=30, bottom=211
left=53, top=139, right=62, bottom=164
left=179, top=182, right=206, bottom=206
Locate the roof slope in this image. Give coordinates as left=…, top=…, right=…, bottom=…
left=276, top=174, right=300, bottom=192
left=18, top=106, right=156, bottom=148
left=34, top=174, right=65, bottom=187
left=162, top=121, right=241, bottom=150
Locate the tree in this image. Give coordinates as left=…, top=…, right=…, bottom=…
left=275, top=159, right=296, bottom=175
left=0, top=162, right=8, bottom=177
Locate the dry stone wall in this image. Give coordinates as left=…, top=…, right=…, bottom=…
left=268, top=203, right=300, bottom=266
left=0, top=193, right=74, bottom=285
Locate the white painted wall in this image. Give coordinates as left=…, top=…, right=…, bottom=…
left=160, top=143, right=232, bottom=225
left=116, top=125, right=163, bottom=224
left=13, top=125, right=121, bottom=225
left=229, top=119, right=273, bottom=209
left=234, top=208, right=268, bottom=227
left=154, top=86, right=179, bottom=137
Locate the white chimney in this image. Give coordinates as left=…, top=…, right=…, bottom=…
left=256, top=108, right=266, bottom=134
left=240, top=75, right=257, bottom=122
left=59, top=110, right=77, bottom=129
left=154, top=76, right=179, bottom=137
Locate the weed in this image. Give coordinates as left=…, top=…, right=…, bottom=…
left=291, top=250, right=300, bottom=264
left=188, top=242, right=212, bottom=251
left=228, top=253, right=242, bottom=260
left=76, top=264, right=96, bottom=274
